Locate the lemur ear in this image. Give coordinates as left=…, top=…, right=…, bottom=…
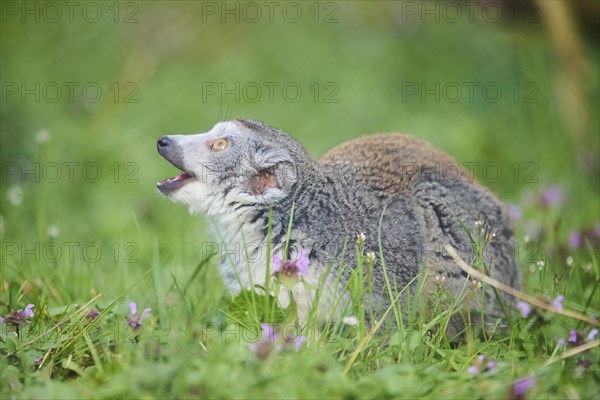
left=248, top=161, right=297, bottom=197
left=249, top=169, right=278, bottom=195
left=248, top=145, right=297, bottom=198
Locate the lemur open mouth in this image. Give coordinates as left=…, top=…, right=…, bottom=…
left=157, top=172, right=195, bottom=193
left=156, top=135, right=199, bottom=194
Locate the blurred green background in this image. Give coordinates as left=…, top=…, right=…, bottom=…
left=1, top=0, right=599, bottom=301
left=1, top=2, right=599, bottom=398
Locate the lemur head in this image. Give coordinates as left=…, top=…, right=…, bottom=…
left=156, top=119, right=309, bottom=215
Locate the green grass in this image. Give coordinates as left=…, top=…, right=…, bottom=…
left=1, top=2, right=599, bottom=399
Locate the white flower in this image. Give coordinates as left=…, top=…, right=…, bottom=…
left=537, top=260, right=545, bottom=269
left=343, top=316, right=359, bottom=326
left=435, top=275, right=445, bottom=283
left=566, top=256, right=574, bottom=267
left=35, top=129, right=51, bottom=143
left=365, top=252, right=376, bottom=263
left=524, top=234, right=530, bottom=243
left=355, top=232, right=366, bottom=245
left=475, top=220, right=484, bottom=228
left=47, top=226, right=60, bottom=238
left=7, top=186, right=23, bottom=206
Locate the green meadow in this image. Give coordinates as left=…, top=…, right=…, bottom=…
left=1, top=2, right=598, bottom=398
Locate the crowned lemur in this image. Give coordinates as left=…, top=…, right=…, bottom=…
left=157, top=119, right=520, bottom=334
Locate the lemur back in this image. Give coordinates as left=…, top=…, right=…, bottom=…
left=320, top=134, right=519, bottom=331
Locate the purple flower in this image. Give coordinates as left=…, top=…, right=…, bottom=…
left=22, top=304, right=34, bottom=318
left=510, top=376, right=536, bottom=398
left=540, top=186, right=564, bottom=208
left=468, top=354, right=495, bottom=374
left=516, top=302, right=532, bottom=318
left=272, top=249, right=309, bottom=281
left=552, top=295, right=564, bottom=311
left=284, top=329, right=307, bottom=351
left=568, top=231, right=582, bottom=249
left=88, top=309, right=100, bottom=321
left=507, top=204, right=522, bottom=220
left=290, top=336, right=306, bottom=351
left=272, top=255, right=282, bottom=271
left=259, top=323, right=278, bottom=341
left=587, top=329, right=598, bottom=341
left=127, top=302, right=151, bottom=331
left=557, top=338, right=566, bottom=348
left=576, top=357, right=592, bottom=369
left=249, top=323, right=279, bottom=359
left=249, top=323, right=307, bottom=359
left=0, top=304, right=35, bottom=325
left=568, top=329, right=578, bottom=343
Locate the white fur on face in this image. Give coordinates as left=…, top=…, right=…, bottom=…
left=163, top=120, right=291, bottom=216
left=161, top=121, right=243, bottom=214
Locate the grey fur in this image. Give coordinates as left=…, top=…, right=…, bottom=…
left=156, top=119, right=521, bottom=333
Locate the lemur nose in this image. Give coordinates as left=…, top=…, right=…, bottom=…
left=157, top=136, right=171, bottom=148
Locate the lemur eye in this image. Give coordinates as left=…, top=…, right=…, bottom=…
left=211, top=138, right=228, bottom=152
